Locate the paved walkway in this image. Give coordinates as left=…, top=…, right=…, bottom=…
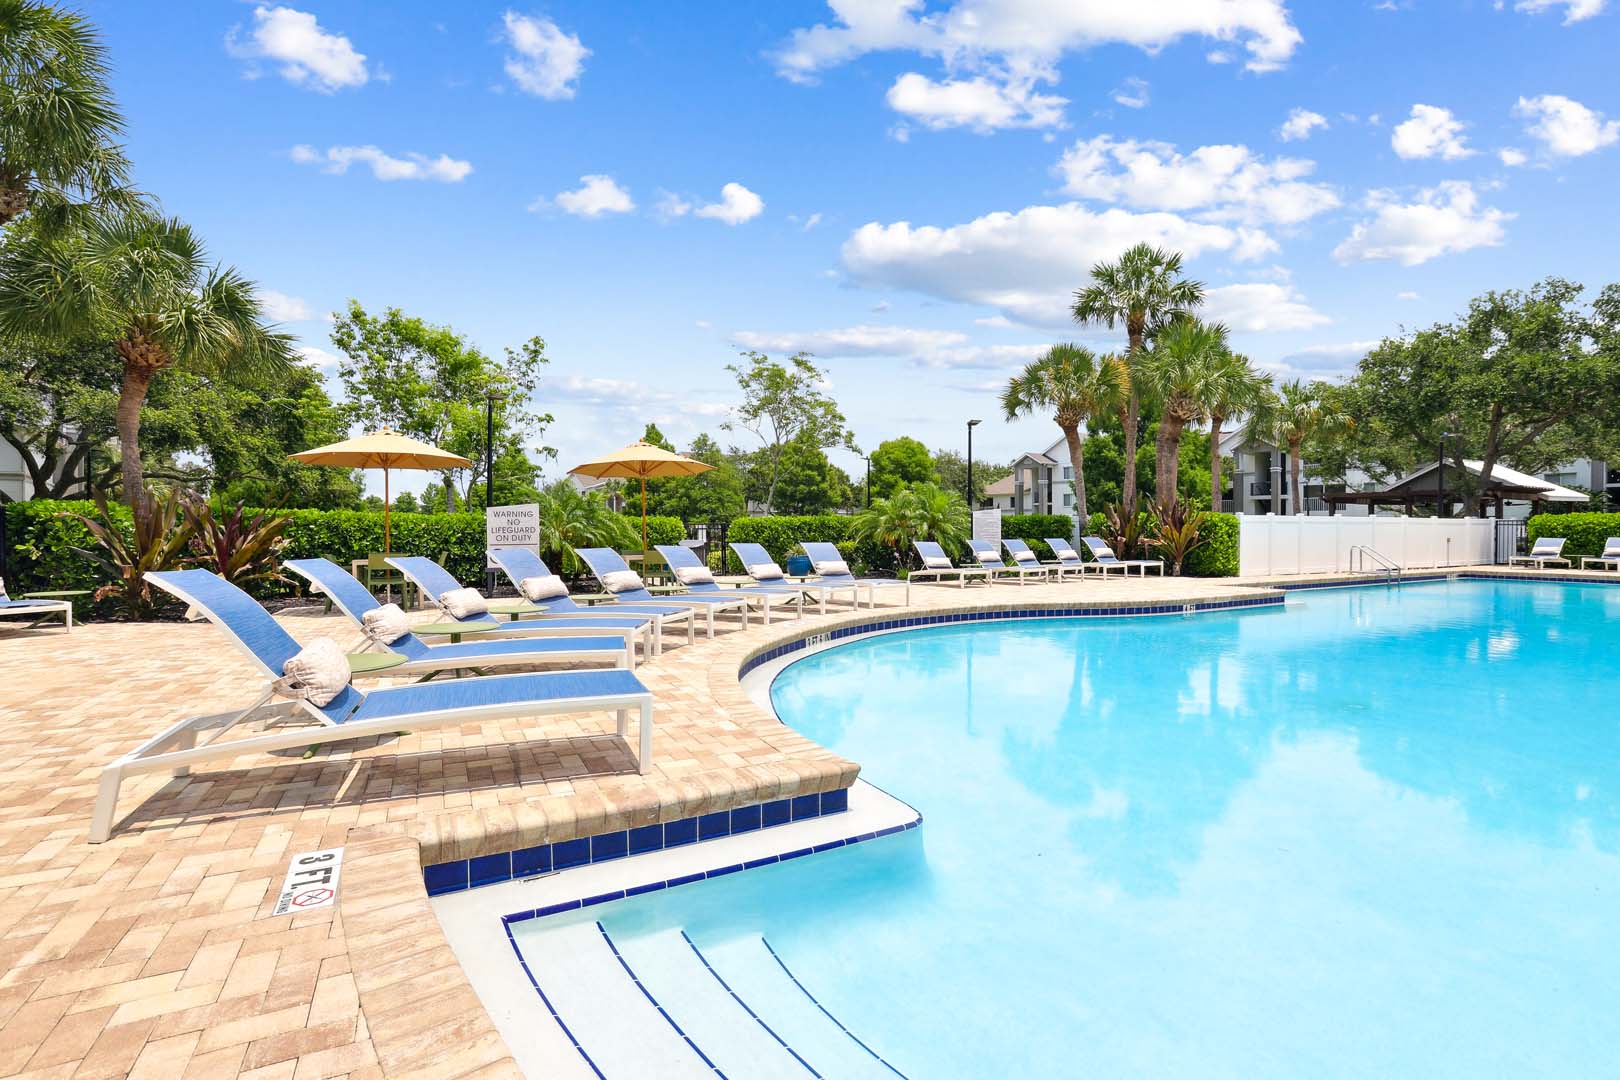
left=0, top=565, right=1602, bottom=1078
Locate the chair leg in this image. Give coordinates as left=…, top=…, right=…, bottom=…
left=638, top=700, right=652, bottom=774
left=616, top=708, right=628, bottom=737
left=89, top=765, right=125, bottom=844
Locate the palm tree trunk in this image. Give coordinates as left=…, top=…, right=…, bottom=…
left=1209, top=413, right=1224, bottom=512
left=115, top=366, right=153, bottom=505
left=1289, top=439, right=1303, bottom=515
left=1155, top=415, right=1183, bottom=505
left=1062, top=425, right=1087, bottom=523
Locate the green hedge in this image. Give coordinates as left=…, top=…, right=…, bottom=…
left=637, top=516, right=686, bottom=549
left=1002, top=513, right=1075, bottom=562
left=1527, top=511, right=1620, bottom=559
left=723, top=515, right=896, bottom=575
left=1082, top=509, right=1239, bottom=576
left=275, top=509, right=488, bottom=585
left=3, top=499, right=123, bottom=612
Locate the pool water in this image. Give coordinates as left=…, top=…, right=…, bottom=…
left=533, top=580, right=1620, bottom=1077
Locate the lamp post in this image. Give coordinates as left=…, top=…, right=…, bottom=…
left=863, top=455, right=871, bottom=509
left=1270, top=457, right=1283, bottom=516
left=967, top=419, right=981, bottom=508
left=1438, top=432, right=1459, bottom=518
left=483, top=391, right=505, bottom=510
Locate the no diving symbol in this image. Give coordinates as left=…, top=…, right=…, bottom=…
left=291, top=888, right=333, bottom=908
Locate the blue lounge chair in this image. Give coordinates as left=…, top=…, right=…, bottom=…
left=390, top=554, right=693, bottom=653
left=799, top=541, right=910, bottom=606
left=1579, top=537, right=1620, bottom=571
left=652, top=544, right=805, bottom=623
left=574, top=547, right=752, bottom=638
left=0, top=579, right=72, bottom=632
left=91, top=570, right=654, bottom=843
left=728, top=542, right=865, bottom=612
left=910, top=541, right=991, bottom=588
left=1004, top=538, right=1084, bottom=581
left=1511, top=536, right=1570, bottom=569
left=967, top=539, right=1047, bottom=585
left=1081, top=536, right=1164, bottom=576
left=486, top=547, right=698, bottom=651
left=285, top=558, right=639, bottom=671
left=1045, top=538, right=1091, bottom=576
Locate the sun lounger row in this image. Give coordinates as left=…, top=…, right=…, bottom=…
left=911, top=537, right=1164, bottom=584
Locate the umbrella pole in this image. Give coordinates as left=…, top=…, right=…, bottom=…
left=384, top=467, right=391, bottom=553
left=640, top=476, right=648, bottom=553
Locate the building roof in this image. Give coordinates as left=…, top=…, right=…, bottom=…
left=983, top=474, right=1016, bottom=497
left=1387, top=459, right=1588, bottom=501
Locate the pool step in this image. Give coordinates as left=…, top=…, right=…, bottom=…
left=612, top=929, right=818, bottom=1079
left=698, top=936, right=906, bottom=1080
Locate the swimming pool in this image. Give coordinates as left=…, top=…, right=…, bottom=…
left=510, top=579, right=1620, bottom=1077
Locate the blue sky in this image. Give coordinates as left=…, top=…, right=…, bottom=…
left=82, top=0, right=1620, bottom=493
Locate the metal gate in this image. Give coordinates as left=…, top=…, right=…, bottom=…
left=1494, top=519, right=1527, bottom=564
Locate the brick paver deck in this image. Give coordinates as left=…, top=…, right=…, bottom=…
left=0, top=565, right=1599, bottom=1078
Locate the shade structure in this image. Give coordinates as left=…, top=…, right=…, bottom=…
left=570, top=440, right=713, bottom=551
left=290, top=427, right=471, bottom=550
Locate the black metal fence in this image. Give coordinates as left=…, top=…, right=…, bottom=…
left=685, top=521, right=729, bottom=568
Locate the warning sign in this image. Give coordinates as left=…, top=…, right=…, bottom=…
left=271, top=847, right=344, bottom=917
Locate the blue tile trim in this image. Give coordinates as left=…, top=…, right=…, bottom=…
left=594, top=923, right=728, bottom=1076
left=680, top=930, right=824, bottom=1078
left=423, top=787, right=856, bottom=896
left=500, top=919, right=609, bottom=1079
left=760, top=937, right=911, bottom=1079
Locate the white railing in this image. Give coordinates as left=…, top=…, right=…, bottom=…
left=1238, top=514, right=1492, bottom=576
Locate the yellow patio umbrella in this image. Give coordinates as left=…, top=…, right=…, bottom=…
left=570, top=440, right=713, bottom=552
left=289, top=427, right=472, bottom=551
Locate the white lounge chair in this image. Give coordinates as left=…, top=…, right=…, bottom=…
left=0, top=577, right=72, bottom=633
left=1578, top=537, right=1620, bottom=571
left=92, top=570, right=653, bottom=843
left=1004, top=538, right=1084, bottom=581
left=728, top=543, right=865, bottom=611
left=1045, top=538, right=1095, bottom=577
left=1510, top=537, right=1570, bottom=569
left=967, top=539, right=1048, bottom=584
left=285, top=558, right=639, bottom=671
left=910, top=541, right=991, bottom=587
left=653, top=544, right=805, bottom=623
left=800, top=541, right=911, bottom=606
left=1081, top=537, right=1164, bottom=576
left=574, top=547, right=752, bottom=638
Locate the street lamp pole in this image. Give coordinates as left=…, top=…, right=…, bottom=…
left=863, top=455, right=871, bottom=509
left=967, top=419, right=981, bottom=508
left=484, top=391, right=504, bottom=510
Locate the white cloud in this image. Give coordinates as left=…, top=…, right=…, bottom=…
left=260, top=290, right=312, bottom=322
left=1054, top=135, right=1339, bottom=226
left=1332, top=181, right=1511, bottom=265
left=1514, top=0, right=1606, bottom=24
left=1391, top=104, right=1474, bottom=160
left=840, top=201, right=1257, bottom=326
left=289, top=144, right=472, bottom=182
left=773, top=1, right=1303, bottom=81
left=1266, top=340, right=1378, bottom=378
left=1277, top=107, right=1328, bottom=141
left=731, top=325, right=969, bottom=356
left=914, top=343, right=1054, bottom=370
left=547, top=374, right=730, bottom=424
left=296, top=345, right=342, bottom=369
left=802, top=212, right=823, bottom=231
left=1110, top=76, right=1151, bottom=109
left=549, top=174, right=635, bottom=217
left=501, top=12, right=588, bottom=100
left=1497, top=147, right=1528, bottom=166
left=226, top=5, right=368, bottom=93
left=885, top=71, right=1066, bottom=132
left=975, top=314, right=1015, bottom=328
left=695, top=182, right=764, bottom=225
left=1397, top=290, right=1420, bottom=300
left=1204, top=283, right=1330, bottom=332
left=654, top=190, right=693, bottom=220
left=1513, top=94, right=1620, bottom=156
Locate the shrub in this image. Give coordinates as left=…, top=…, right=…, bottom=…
left=725, top=515, right=852, bottom=570
left=276, top=509, right=488, bottom=585
left=1003, top=513, right=1074, bottom=561
left=642, top=516, right=686, bottom=549
left=68, top=490, right=197, bottom=620
left=1182, top=513, right=1239, bottom=577
left=1527, top=511, right=1620, bottom=559
left=4, top=499, right=119, bottom=611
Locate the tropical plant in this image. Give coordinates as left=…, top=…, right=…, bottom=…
left=65, top=488, right=194, bottom=619
left=183, top=498, right=290, bottom=590
left=0, top=0, right=143, bottom=230
left=1000, top=343, right=1127, bottom=523
left=1249, top=380, right=1353, bottom=514
left=1094, top=502, right=1153, bottom=562
left=847, top=482, right=970, bottom=569
left=1203, top=351, right=1270, bottom=512
left=1072, top=244, right=1205, bottom=517
left=536, top=481, right=638, bottom=574
left=1134, top=318, right=1230, bottom=504
left=1146, top=497, right=1209, bottom=576
left=0, top=211, right=295, bottom=503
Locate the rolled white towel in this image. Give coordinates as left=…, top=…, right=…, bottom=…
left=748, top=561, right=784, bottom=581
left=813, top=559, right=851, bottom=577
left=362, top=602, right=409, bottom=644
left=519, top=575, right=569, bottom=603
left=439, top=587, right=489, bottom=619
left=601, top=569, right=646, bottom=594
left=921, top=555, right=952, bottom=570
left=273, top=638, right=351, bottom=707
left=673, top=564, right=715, bottom=586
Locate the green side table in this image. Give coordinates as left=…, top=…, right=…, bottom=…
left=484, top=599, right=550, bottom=620
left=346, top=650, right=408, bottom=675
left=412, top=621, right=500, bottom=644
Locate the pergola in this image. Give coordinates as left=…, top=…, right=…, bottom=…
left=1322, top=459, right=1588, bottom=517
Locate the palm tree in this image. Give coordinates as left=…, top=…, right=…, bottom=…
left=999, top=344, right=1126, bottom=523
left=1249, top=380, right=1352, bottom=514
left=848, top=482, right=969, bottom=568
left=1202, top=352, right=1270, bottom=512
left=1072, top=243, right=1205, bottom=517
left=536, top=480, right=638, bottom=573
left=0, top=0, right=142, bottom=229
left=0, top=211, right=294, bottom=502
left=1134, top=319, right=1230, bottom=504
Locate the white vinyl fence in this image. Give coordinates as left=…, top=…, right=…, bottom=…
left=1237, top=514, right=1495, bottom=576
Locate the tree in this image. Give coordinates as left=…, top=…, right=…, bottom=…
left=723, top=351, right=857, bottom=513
left=1202, top=351, right=1270, bottom=511
left=1072, top=244, right=1204, bottom=517
left=644, top=431, right=746, bottom=523
left=1000, top=343, right=1126, bottom=522
left=0, top=335, right=117, bottom=499
left=0, top=211, right=294, bottom=503
left=1134, top=318, right=1229, bottom=504
left=932, top=448, right=1009, bottom=508
left=536, top=479, right=637, bottom=574
left=848, top=482, right=970, bottom=568
left=1250, top=380, right=1352, bottom=515
left=769, top=432, right=837, bottom=515
left=331, top=302, right=551, bottom=510
left=0, top=0, right=142, bottom=230
left=868, top=436, right=936, bottom=500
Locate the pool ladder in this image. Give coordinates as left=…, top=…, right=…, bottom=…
left=1348, top=545, right=1402, bottom=583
